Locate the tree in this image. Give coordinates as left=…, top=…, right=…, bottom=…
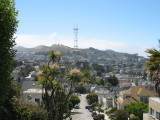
left=114, top=109, right=129, bottom=120
left=76, top=85, right=86, bottom=94
left=86, top=93, right=98, bottom=105
left=0, top=0, right=19, bottom=119
left=92, top=63, right=105, bottom=76
left=145, top=41, right=160, bottom=96
left=126, top=102, right=148, bottom=120
left=38, top=50, right=82, bottom=120
left=82, top=69, right=91, bottom=83
left=70, top=95, right=80, bottom=108
left=99, top=79, right=105, bottom=86
left=107, top=75, right=119, bottom=86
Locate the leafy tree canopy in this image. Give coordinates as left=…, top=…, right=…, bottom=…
left=107, top=75, right=119, bottom=86
left=126, top=102, right=148, bottom=120
left=86, top=93, right=98, bottom=105
left=70, top=95, right=80, bottom=108
left=114, top=109, right=129, bottom=120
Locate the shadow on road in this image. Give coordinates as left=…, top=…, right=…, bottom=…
left=71, top=112, right=83, bottom=115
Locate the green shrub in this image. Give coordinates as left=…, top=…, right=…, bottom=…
left=98, top=114, right=104, bottom=120
left=28, top=105, right=48, bottom=120
left=114, top=109, right=129, bottom=120
left=130, top=114, right=139, bottom=120
left=108, top=107, right=117, bottom=113
left=86, top=93, right=98, bottom=105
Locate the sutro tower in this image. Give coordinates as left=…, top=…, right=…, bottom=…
left=74, top=27, right=78, bottom=49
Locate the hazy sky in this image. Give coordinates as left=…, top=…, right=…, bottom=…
left=15, top=0, right=160, bottom=57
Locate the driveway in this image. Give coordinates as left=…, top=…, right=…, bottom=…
left=71, top=94, right=93, bottom=120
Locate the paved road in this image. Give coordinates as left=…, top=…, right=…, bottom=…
left=71, top=94, right=93, bottom=120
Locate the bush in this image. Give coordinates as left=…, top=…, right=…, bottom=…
left=108, top=107, right=117, bottom=113
left=114, top=109, right=129, bottom=120
left=28, top=105, right=48, bottom=120
left=9, top=97, right=48, bottom=120
left=98, top=114, right=104, bottom=120
left=86, top=93, right=98, bottom=105
left=130, top=114, right=139, bottom=120
left=70, top=95, right=80, bottom=108
left=76, top=85, right=86, bottom=94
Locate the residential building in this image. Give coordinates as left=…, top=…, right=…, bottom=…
left=117, top=86, right=157, bottom=109
left=22, top=88, right=43, bottom=106
left=143, top=97, right=160, bottom=120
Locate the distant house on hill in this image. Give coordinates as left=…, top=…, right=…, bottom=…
left=117, top=86, right=158, bottom=109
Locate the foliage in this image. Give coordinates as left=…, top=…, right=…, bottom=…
left=99, top=79, right=105, bottom=86
left=130, top=114, right=140, bottom=120
left=114, top=109, right=129, bottom=120
left=70, top=95, right=80, bottom=108
left=97, top=104, right=103, bottom=113
left=92, top=63, right=105, bottom=76
left=86, top=93, right=98, bottom=105
left=82, top=70, right=91, bottom=83
left=19, top=64, right=34, bottom=77
left=145, top=41, right=160, bottom=95
left=76, top=85, right=86, bottom=94
left=0, top=0, right=19, bottom=116
left=107, top=75, right=119, bottom=86
left=0, top=95, right=47, bottom=120
left=98, top=114, right=105, bottom=120
left=90, top=77, right=100, bottom=85
left=67, top=101, right=73, bottom=110
left=108, top=107, right=117, bottom=113
left=38, top=50, right=82, bottom=120
left=76, top=61, right=90, bottom=70
left=126, top=102, right=148, bottom=120
left=105, top=82, right=111, bottom=86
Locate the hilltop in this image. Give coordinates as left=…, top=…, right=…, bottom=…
left=15, top=44, right=145, bottom=60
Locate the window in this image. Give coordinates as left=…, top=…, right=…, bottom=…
left=35, top=98, right=40, bottom=104
left=150, top=107, right=154, bottom=116
left=156, top=112, right=160, bottom=120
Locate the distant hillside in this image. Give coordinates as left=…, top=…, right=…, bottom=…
left=15, top=44, right=145, bottom=59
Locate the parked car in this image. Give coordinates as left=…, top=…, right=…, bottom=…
left=74, top=104, right=79, bottom=109
left=110, top=113, right=115, bottom=119
left=89, top=109, right=93, bottom=112
left=92, top=111, right=97, bottom=117
left=87, top=105, right=93, bottom=110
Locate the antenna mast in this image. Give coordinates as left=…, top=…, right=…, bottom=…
left=74, top=27, right=78, bottom=49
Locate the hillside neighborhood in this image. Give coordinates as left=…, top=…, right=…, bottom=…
left=1, top=1, right=160, bottom=120
left=11, top=45, right=160, bottom=120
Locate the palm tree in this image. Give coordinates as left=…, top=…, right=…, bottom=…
left=146, top=41, right=160, bottom=96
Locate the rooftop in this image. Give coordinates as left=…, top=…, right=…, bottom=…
left=23, top=88, right=43, bottom=94
left=150, top=97, right=160, bottom=103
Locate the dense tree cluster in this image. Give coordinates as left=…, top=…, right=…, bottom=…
left=106, top=75, right=119, bottom=86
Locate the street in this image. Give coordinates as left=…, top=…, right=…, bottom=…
left=71, top=94, right=93, bottom=120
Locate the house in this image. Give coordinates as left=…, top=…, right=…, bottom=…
left=22, top=88, right=43, bottom=106
left=117, top=86, right=157, bottom=109
left=98, top=93, right=113, bottom=109
left=143, top=97, right=160, bottom=120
